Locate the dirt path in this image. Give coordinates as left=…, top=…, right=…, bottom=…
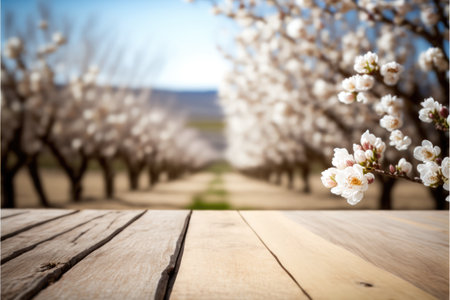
left=13, top=169, right=434, bottom=209
left=222, top=173, right=434, bottom=210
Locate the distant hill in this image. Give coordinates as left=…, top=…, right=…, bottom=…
left=150, top=89, right=226, bottom=152
left=150, top=89, right=223, bottom=121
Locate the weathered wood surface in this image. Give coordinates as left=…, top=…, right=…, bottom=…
left=282, top=211, right=449, bottom=299
left=1, top=209, right=448, bottom=300
left=1, top=210, right=109, bottom=264
left=241, top=211, right=442, bottom=300
left=170, top=211, right=308, bottom=299
left=35, top=210, right=190, bottom=300
left=1, top=210, right=144, bottom=300
left=1, top=209, right=77, bottom=240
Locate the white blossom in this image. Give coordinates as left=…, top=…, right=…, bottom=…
left=380, top=115, right=402, bottom=131
left=332, top=164, right=372, bottom=205
left=342, top=76, right=357, bottom=92
left=286, top=19, right=304, bottom=39
left=418, top=48, right=449, bottom=72
left=413, top=140, right=441, bottom=162
left=418, top=97, right=442, bottom=123
left=417, top=161, right=441, bottom=187
left=321, top=167, right=338, bottom=188
left=338, top=91, right=356, bottom=104
left=380, top=62, right=404, bottom=86
left=354, top=51, right=378, bottom=74
left=389, top=130, right=411, bottom=150
left=441, top=157, right=449, bottom=191
left=332, top=148, right=355, bottom=169
left=397, top=158, right=412, bottom=174
left=355, top=74, right=375, bottom=91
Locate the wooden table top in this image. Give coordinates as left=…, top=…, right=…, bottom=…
left=1, top=209, right=448, bottom=300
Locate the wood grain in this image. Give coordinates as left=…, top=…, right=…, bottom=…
left=242, top=211, right=437, bottom=300
left=1, top=210, right=111, bottom=264
left=1, top=210, right=29, bottom=219
left=282, top=210, right=449, bottom=299
left=170, top=211, right=307, bottom=300
left=35, top=210, right=190, bottom=300
left=1, top=210, right=144, bottom=300
left=1, top=209, right=77, bottom=240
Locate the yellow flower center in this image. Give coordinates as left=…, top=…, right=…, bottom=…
left=349, top=176, right=362, bottom=186
left=423, top=150, right=433, bottom=160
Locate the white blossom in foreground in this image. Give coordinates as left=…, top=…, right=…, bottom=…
left=441, top=157, right=449, bottom=193
left=418, top=98, right=449, bottom=131
left=417, top=161, right=441, bottom=187
left=338, top=91, right=356, bottom=104
left=360, top=130, right=386, bottom=156
left=332, top=164, right=373, bottom=205
left=322, top=130, right=383, bottom=204
left=320, top=167, right=338, bottom=188
left=354, top=51, right=379, bottom=74
left=380, top=94, right=403, bottom=117
left=397, top=158, right=412, bottom=174
left=355, top=75, right=375, bottom=91
left=380, top=62, right=404, bottom=86
left=413, top=140, right=441, bottom=162
left=331, top=148, right=355, bottom=169
left=419, top=97, right=442, bottom=123
left=389, top=130, right=411, bottom=151
left=380, top=115, right=402, bottom=131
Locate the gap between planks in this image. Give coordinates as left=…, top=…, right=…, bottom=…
left=1, top=210, right=79, bottom=241
left=2, top=210, right=147, bottom=300
left=1, top=211, right=112, bottom=264
left=157, top=210, right=193, bottom=300
left=237, top=210, right=312, bottom=300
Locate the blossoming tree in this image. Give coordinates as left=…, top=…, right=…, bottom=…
left=203, top=0, right=448, bottom=208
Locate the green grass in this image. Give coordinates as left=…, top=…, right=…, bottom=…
left=206, top=160, right=233, bottom=174
left=187, top=164, right=231, bottom=210
left=187, top=120, right=224, bottom=132
left=187, top=194, right=231, bottom=210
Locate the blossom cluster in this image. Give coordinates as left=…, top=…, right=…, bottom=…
left=414, top=140, right=449, bottom=199
left=418, top=47, right=449, bottom=72
left=418, top=97, right=449, bottom=131
left=321, top=130, right=386, bottom=205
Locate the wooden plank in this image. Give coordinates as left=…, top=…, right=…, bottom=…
left=1, top=209, right=78, bottom=240
left=1, top=210, right=145, bottom=300
left=170, top=211, right=307, bottom=300
left=375, top=211, right=449, bottom=232
left=35, top=210, right=190, bottom=300
left=282, top=211, right=448, bottom=299
left=1, top=210, right=29, bottom=219
left=241, top=211, right=437, bottom=300
left=1, top=210, right=112, bottom=264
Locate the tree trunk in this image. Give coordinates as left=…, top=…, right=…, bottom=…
left=27, top=157, right=50, bottom=207
left=128, top=167, right=139, bottom=190
left=70, top=178, right=83, bottom=202
left=275, top=171, right=282, bottom=185
left=2, top=172, right=15, bottom=208
left=301, top=164, right=311, bottom=193
left=287, top=169, right=294, bottom=190
left=99, top=158, right=115, bottom=199
left=429, top=186, right=448, bottom=210
left=379, top=177, right=396, bottom=210
left=149, top=165, right=160, bottom=187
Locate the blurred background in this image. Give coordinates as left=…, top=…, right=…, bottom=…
left=1, top=0, right=447, bottom=210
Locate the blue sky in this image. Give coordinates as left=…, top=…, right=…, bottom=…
left=1, top=0, right=235, bottom=90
